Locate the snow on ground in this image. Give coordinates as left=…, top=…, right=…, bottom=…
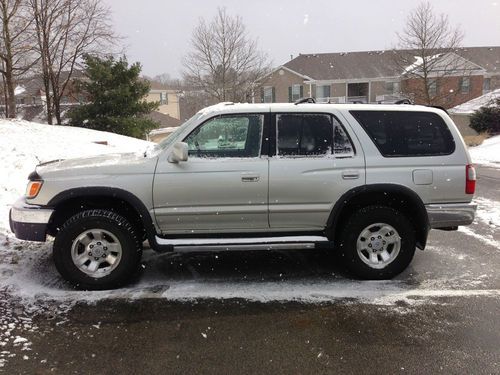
left=0, top=119, right=151, bottom=366
left=469, top=134, right=500, bottom=168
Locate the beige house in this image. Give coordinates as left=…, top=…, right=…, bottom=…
left=257, top=51, right=407, bottom=105
left=146, top=81, right=182, bottom=120
left=257, top=47, right=500, bottom=108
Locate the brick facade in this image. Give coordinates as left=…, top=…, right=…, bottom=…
left=402, top=75, right=484, bottom=108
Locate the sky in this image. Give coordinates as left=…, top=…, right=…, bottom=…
left=102, top=0, right=500, bottom=78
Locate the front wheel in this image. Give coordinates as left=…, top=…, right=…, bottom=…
left=53, top=209, right=142, bottom=290
left=337, top=205, right=416, bottom=279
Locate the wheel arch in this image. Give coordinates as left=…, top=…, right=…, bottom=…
left=327, top=184, right=430, bottom=249
left=46, top=187, right=167, bottom=251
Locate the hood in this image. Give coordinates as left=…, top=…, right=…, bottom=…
left=36, top=152, right=156, bottom=178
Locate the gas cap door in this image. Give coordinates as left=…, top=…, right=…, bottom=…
left=413, top=169, right=433, bottom=185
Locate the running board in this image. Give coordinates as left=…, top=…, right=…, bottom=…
left=154, top=235, right=332, bottom=252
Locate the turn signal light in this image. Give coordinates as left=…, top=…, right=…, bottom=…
left=26, top=181, right=43, bottom=199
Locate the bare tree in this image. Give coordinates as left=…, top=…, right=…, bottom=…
left=29, top=0, right=115, bottom=124
left=0, top=0, right=37, bottom=118
left=150, top=73, right=183, bottom=89
left=395, top=2, right=467, bottom=106
left=183, top=7, right=270, bottom=103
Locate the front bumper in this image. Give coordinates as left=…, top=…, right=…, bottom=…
left=426, top=202, right=477, bottom=229
left=9, top=198, right=54, bottom=242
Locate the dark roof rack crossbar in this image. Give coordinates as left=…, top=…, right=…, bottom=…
left=294, top=97, right=316, bottom=105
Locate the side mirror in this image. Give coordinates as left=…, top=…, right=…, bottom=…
left=168, top=142, right=189, bottom=163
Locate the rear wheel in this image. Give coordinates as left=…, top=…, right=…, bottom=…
left=53, top=209, right=142, bottom=290
left=337, top=205, right=416, bottom=279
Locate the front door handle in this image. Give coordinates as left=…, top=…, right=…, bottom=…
left=342, top=170, right=360, bottom=180
left=241, top=174, right=260, bottom=182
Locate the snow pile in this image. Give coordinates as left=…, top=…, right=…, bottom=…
left=0, top=119, right=151, bottom=232
left=469, top=134, right=500, bottom=167
left=450, top=89, right=500, bottom=114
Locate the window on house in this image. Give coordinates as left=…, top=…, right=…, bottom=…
left=428, top=79, right=438, bottom=96
left=315, top=85, right=331, bottom=99
left=483, top=78, right=491, bottom=93
left=160, top=92, right=168, bottom=105
left=263, top=86, right=274, bottom=103
left=291, top=84, right=303, bottom=101
left=459, top=77, right=471, bottom=94
left=350, top=110, right=455, bottom=157
left=385, top=81, right=400, bottom=94
left=185, top=114, right=263, bottom=158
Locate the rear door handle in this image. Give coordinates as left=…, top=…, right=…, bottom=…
left=342, top=170, right=359, bottom=180
left=241, top=174, right=260, bottom=182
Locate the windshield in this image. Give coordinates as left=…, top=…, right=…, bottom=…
left=147, top=113, right=203, bottom=156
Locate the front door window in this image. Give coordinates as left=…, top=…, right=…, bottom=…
left=185, top=114, right=264, bottom=158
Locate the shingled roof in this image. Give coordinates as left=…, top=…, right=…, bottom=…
left=282, top=46, right=500, bottom=81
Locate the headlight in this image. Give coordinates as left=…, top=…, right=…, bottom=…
left=26, top=180, right=43, bottom=199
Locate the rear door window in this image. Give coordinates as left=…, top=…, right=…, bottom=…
left=276, top=113, right=354, bottom=157
left=350, top=110, right=455, bottom=157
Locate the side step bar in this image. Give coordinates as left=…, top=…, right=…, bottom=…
left=155, top=235, right=332, bottom=252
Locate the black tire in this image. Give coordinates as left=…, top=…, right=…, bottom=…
left=337, top=205, right=416, bottom=280
left=53, top=209, right=142, bottom=290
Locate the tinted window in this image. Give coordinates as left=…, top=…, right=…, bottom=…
left=276, top=114, right=354, bottom=157
left=185, top=114, right=263, bottom=158
left=277, top=114, right=332, bottom=156
left=351, top=110, right=455, bottom=157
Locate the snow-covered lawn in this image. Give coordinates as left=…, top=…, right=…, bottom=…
left=469, top=134, right=500, bottom=168
left=0, top=119, right=150, bottom=232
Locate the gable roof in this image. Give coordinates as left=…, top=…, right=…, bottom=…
left=402, top=52, right=485, bottom=76
left=147, top=111, right=182, bottom=128
left=282, top=46, right=500, bottom=81
left=284, top=50, right=400, bottom=80
left=455, top=46, right=500, bottom=75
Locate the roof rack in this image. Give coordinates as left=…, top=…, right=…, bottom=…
left=394, top=99, right=413, bottom=104
left=293, top=97, right=415, bottom=105
left=294, top=97, right=316, bottom=105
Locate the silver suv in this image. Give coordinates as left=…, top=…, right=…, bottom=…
left=9, top=102, right=477, bottom=289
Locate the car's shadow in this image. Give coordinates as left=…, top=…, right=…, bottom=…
left=142, top=248, right=348, bottom=282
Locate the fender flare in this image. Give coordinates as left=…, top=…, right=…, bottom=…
left=47, top=187, right=170, bottom=252
left=327, top=183, right=430, bottom=249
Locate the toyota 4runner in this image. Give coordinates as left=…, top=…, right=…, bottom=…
left=9, top=102, right=477, bottom=289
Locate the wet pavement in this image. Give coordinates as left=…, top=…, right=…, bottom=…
left=0, top=166, right=499, bottom=374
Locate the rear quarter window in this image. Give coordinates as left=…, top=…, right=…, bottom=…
left=350, top=110, right=455, bottom=157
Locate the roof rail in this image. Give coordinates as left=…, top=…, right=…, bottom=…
left=294, top=97, right=316, bottom=105
left=395, top=99, right=413, bottom=105
left=427, top=105, right=449, bottom=114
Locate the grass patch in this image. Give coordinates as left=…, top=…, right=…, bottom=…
left=463, top=133, right=489, bottom=147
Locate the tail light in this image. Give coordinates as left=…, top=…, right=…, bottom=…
left=465, top=164, right=476, bottom=195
